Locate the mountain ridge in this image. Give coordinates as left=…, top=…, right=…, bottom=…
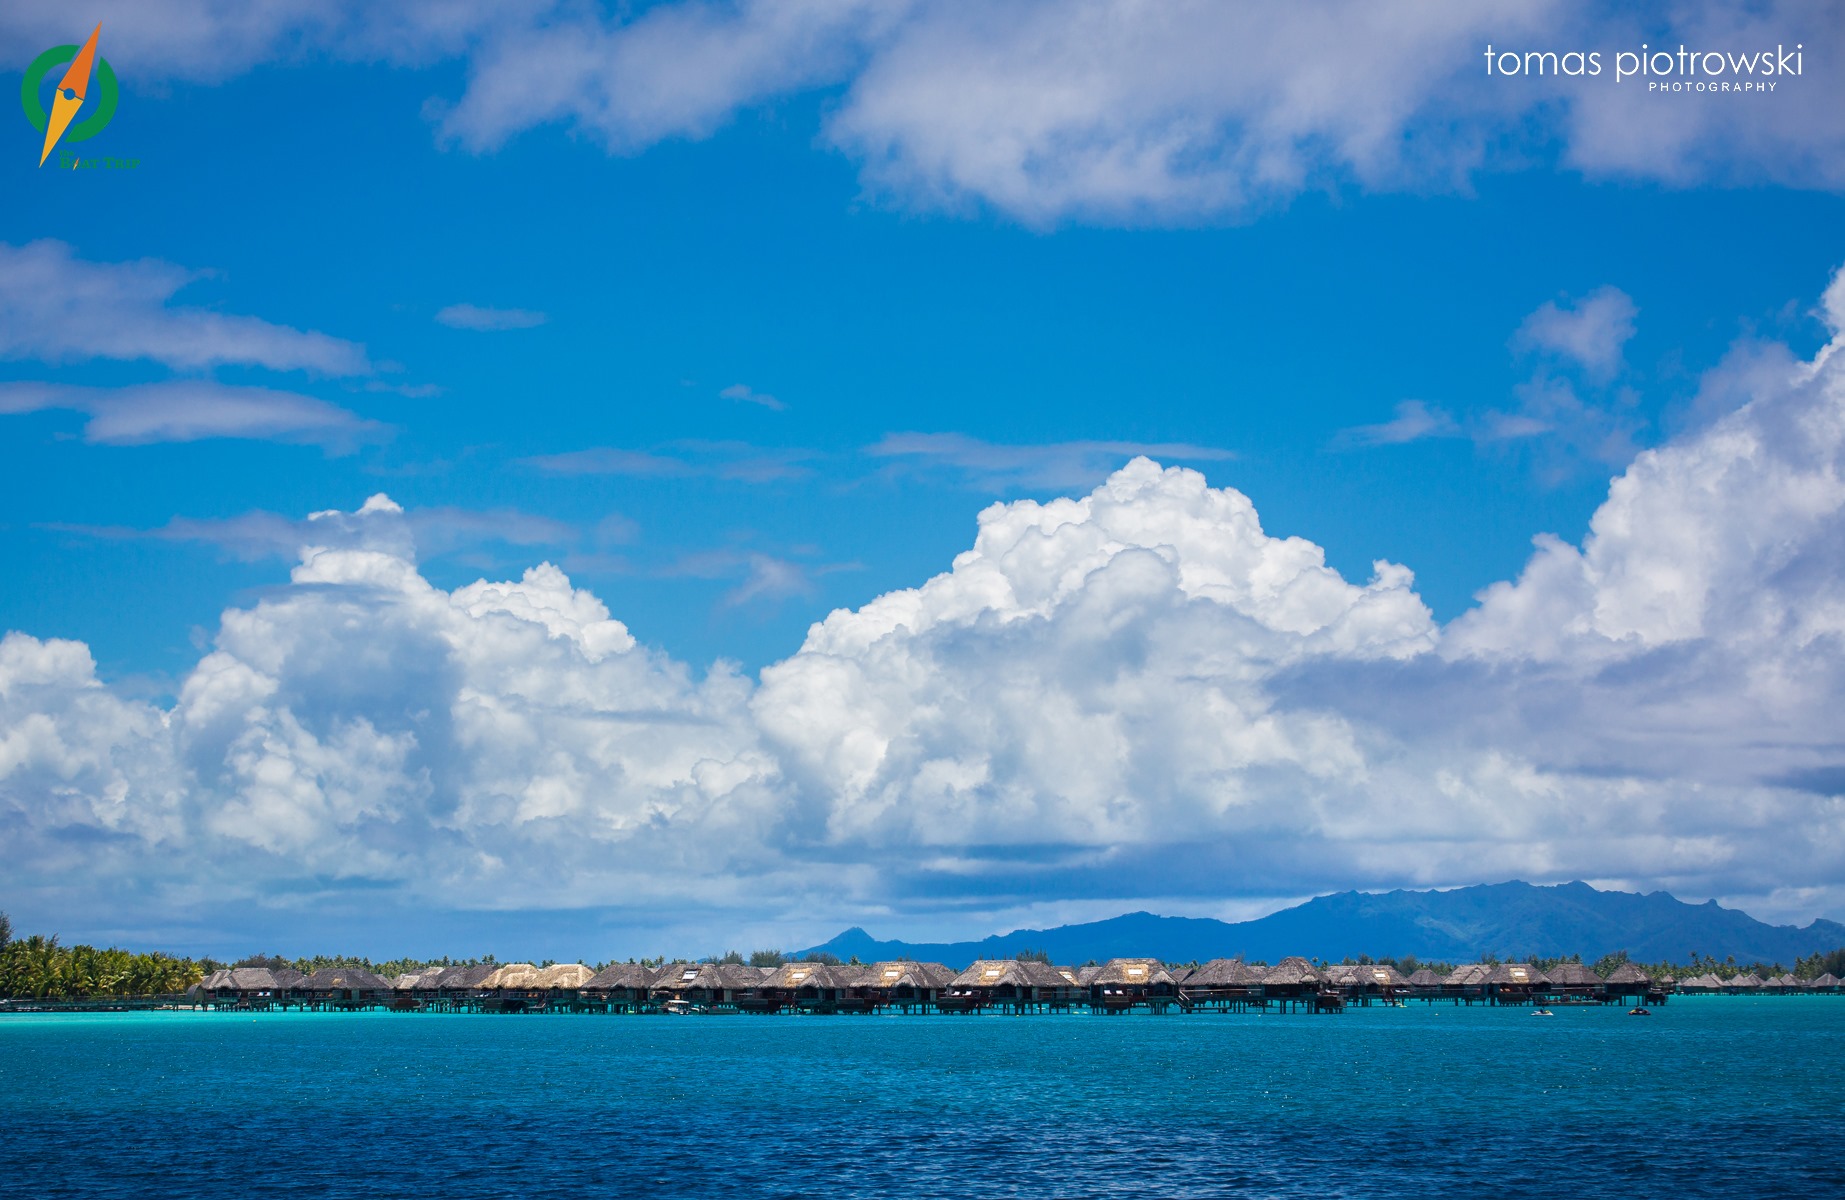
left=799, top=881, right=1845, bottom=966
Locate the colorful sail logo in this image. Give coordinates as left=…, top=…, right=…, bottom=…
left=21, top=25, right=118, bottom=166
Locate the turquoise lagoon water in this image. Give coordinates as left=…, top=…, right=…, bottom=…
left=3, top=998, right=1841, bottom=1198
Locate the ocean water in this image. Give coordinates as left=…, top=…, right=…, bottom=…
left=3, top=998, right=1840, bottom=1198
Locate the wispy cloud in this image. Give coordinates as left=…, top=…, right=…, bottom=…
left=435, top=303, right=548, bottom=331
left=1335, top=400, right=1461, bottom=447
left=48, top=503, right=586, bottom=563
left=0, top=380, right=387, bottom=451
left=1340, top=286, right=1647, bottom=476
left=0, top=240, right=369, bottom=374
left=867, top=432, right=1234, bottom=490
left=522, top=440, right=817, bottom=483
left=720, top=383, right=786, bottom=411
left=1515, top=286, right=1638, bottom=380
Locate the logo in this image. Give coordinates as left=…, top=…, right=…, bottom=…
left=21, top=24, right=117, bottom=167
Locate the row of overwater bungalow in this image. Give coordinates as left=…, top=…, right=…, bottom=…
left=193, top=956, right=1840, bottom=1014
left=1676, top=971, right=1843, bottom=994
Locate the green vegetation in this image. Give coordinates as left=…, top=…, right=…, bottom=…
left=237, top=951, right=497, bottom=978
left=1794, top=947, right=1845, bottom=979
left=749, top=949, right=787, bottom=967
left=0, top=917, right=207, bottom=1001
left=1014, top=948, right=1052, bottom=963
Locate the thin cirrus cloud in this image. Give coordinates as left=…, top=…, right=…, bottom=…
left=522, top=440, right=818, bottom=483
left=868, top=431, right=1235, bottom=489
left=1336, top=400, right=1463, bottom=448
left=0, top=380, right=387, bottom=451
left=47, top=501, right=583, bottom=564
left=0, top=240, right=371, bottom=374
left=2, top=3, right=1838, bottom=225
left=720, top=383, right=786, bottom=411
left=7, top=266, right=1845, bottom=946
left=434, top=303, right=548, bottom=331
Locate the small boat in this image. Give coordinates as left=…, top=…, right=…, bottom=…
left=1627, top=1006, right=1652, bottom=1016
left=1531, top=1008, right=1554, bottom=1016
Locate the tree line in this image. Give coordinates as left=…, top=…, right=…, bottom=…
left=0, top=914, right=208, bottom=1001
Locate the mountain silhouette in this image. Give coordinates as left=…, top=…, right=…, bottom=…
left=800, top=881, right=1845, bottom=966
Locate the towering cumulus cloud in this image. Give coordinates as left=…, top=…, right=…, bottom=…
left=4, top=274, right=1845, bottom=942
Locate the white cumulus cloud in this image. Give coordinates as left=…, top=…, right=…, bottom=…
left=7, top=270, right=1845, bottom=946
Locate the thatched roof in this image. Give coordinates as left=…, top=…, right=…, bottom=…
left=1546, top=963, right=1601, bottom=987
left=764, top=962, right=855, bottom=990
left=298, top=966, right=391, bottom=991
left=478, top=963, right=542, bottom=989
left=1323, top=963, right=1410, bottom=988
left=584, top=963, right=657, bottom=990
left=1764, top=973, right=1799, bottom=989
left=950, top=960, right=1041, bottom=989
left=221, top=967, right=282, bottom=990
left=1261, top=956, right=1322, bottom=986
left=1604, top=963, right=1651, bottom=985
left=444, top=964, right=498, bottom=990
left=274, top=967, right=304, bottom=987
left=1683, top=973, right=1724, bottom=988
left=1183, top=958, right=1266, bottom=987
left=534, top=964, right=593, bottom=989
left=1814, top=973, right=1841, bottom=987
left=1443, top=963, right=1491, bottom=986
left=1076, top=964, right=1102, bottom=986
left=1406, top=968, right=1443, bottom=987
left=866, top=960, right=956, bottom=990
left=1728, top=973, right=1764, bottom=988
left=412, top=965, right=464, bottom=990
left=648, top=962, right=757, bottom=992
left=1090, top=958, right=1174, bottom=987
left=721, top=963, right=768, bottom=989
left=1484, top=963, right=1548, bottom=987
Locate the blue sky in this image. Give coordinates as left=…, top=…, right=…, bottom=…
left=3, top=1, right=1844, bottom=959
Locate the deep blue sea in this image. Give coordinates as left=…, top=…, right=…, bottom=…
left=4, top=998, right=1841, bottom=1198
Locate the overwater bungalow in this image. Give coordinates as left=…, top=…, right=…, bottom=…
left=1481, top=963, right=1548, bottom=1005
left=1260, top=957, right=1336, bottom=1011
left=647, top=962, right=761, bottom=1011
left=1438, top=964, right=1491, bottom=1004
left=1544, top=963, right=1603, bottom=1002
left=1725, top=972, right=1764, bottom=994
left=440, top=964, right=498, bottom=1007
left=581, top=963, right=657, bottom=1012
left=1763, top=973, right=1798, bottom=992
left=943, top=960, right=1082, bottom=1014
left=1603, top=963, right=1654, bottom=1002
left=1812, top=973, right=1841, bottom=993
left=297, top=966, right=392, bottom=1009
left=1323, top=963, right=1409, bottom=1004
left=755, top=962, right=864, bottom=1014
left=1678, top=973, right=1724, bottom=993
left=1088, top=959, right=1179, bottom=1013
left=201, top=967, right=292, bottom=1008
left=865, top=960, right=956, bottom=1012
left=1405, top=968, right=1443, bottom=992
left=1179, top=959, right=1265, bottom=1010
